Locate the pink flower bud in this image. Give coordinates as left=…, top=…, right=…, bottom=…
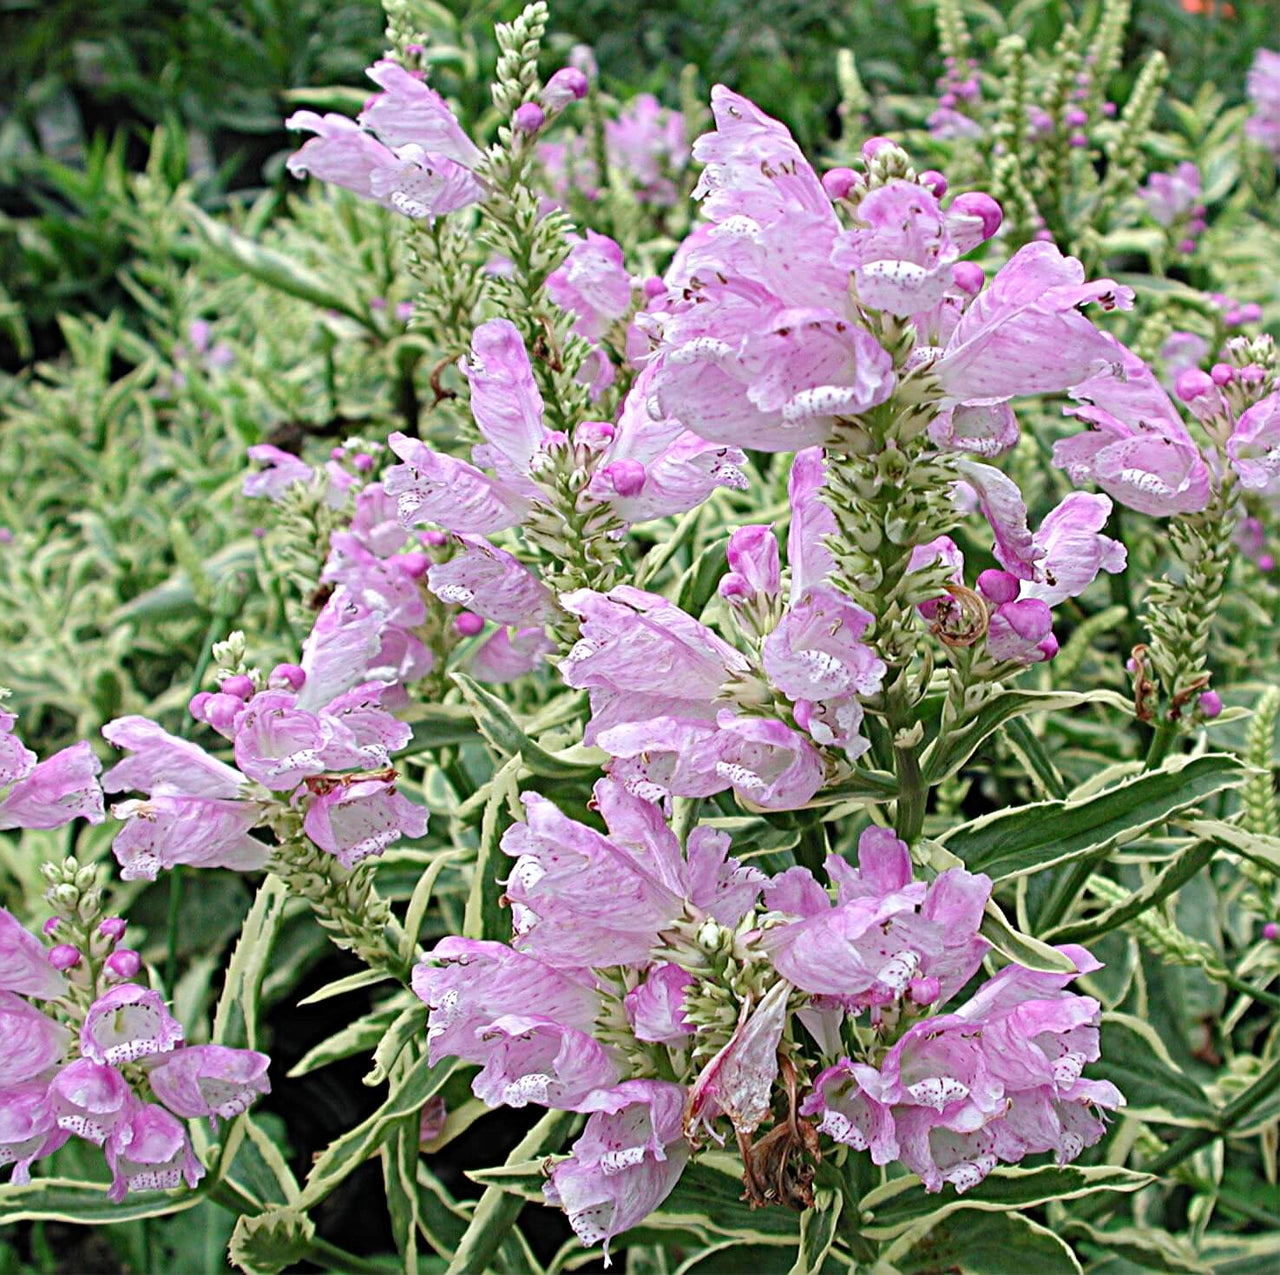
left=908, top=976, right=941, bottom=1006
left=1034, top=228, right=1056, bottom=242
left=404, top=43, right=424, bottom=56
left=1102, top=101, right=1117, bottom=116
left=454, top=612, right=485, bottom=638
left=1037, top=633, right=1060, bottom=661
left=513, top=102, right=546, bottom=133
left=98, top=917, right=127, bottom=942
left=396, top=301, right=415, bottom=322
left=1241, top=364, right=1267, bottom=385
left=269, top=663, right=306, bottom=691
left=395, top=551, right=431, bottom=580
left=821, top=167, right=859, bottom=200
left=949, top=192, right=1003, bottom=242
left=201, top=693, right=243, bottom=737
left=1199, top=690, right=1223, bottom=719
left=220, top=675, right=254, bottom=700
left=1069, top=132, right=1088, bottom=148
left=43, top=917, right=61, bottom=937
left=919, top=169, right=948, bottom=197
left=1188, top=218, right=1207, bottom=235
left=642, top=276, right=667, bottom=300
left=48, top=944, right=81, bottom=971
left=1211, top=363, right=1234, bottom=386
left=939, top=92, right=958, bottom=109
left=353, top=452, right=375, bottom=473
left=575, top=420, right=615, bottom=452
left=1240, top=303, right=1263, bottom=323
left=1263, top=922, right=1280, bottom=941
left=542, top=67, right=589, bottom=112
left=1177, top=238, right=1197, bottom=255
left=1260, top=554, right=1276, bottom=573
left=951, top=261, right=985, bottom=297
left=601, top=459, right=647, bottom=498
left=861, top=136, right=895, bottom=162
left=104, top=949, right=142, bottom=980
left=1175, top=369, right=1215, bottom=402
left=1065, top=108, right=1088, bottom=127
left=718, top=573, right=751, bottom=602
left=330, top=447, right=346, bottom=461
left=188, top=691, right=212, bottom=721
left=977, top=569, right=1020, bottom=605
left=419, top=529, right=448, bottom=548
left=369, top=296, right=387, bottom=312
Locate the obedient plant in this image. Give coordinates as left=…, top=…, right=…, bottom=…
left=2, top=3, right=1279, bottom=1273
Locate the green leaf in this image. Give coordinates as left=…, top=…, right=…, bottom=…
left=939, top=754, right=1247, bottom=882
left=286, top=1003, right=403, bottom=1077
left=1048, top=838, right=1216, bottom=944
left=213, top=875, right=290, bottom=1052
left=452, top=673, right=602, bottom=779
left=0, top=1177, right=205, bottom=1225
left=978, top=900, right=1076, bottom=973
left=788, top=1188, right=842, bottom=1275
left=239, top=1115, right=301, bottom=1207
left=365, top=1006, right=430, bottom=1087
left=883, top=1208, right=1081, bottom=1275
left=298, top=1052, right=456, bottom=1208
left=445, top=1109, right=576, bottom=1275
left=382, top=1115, right=422, bottom=1275
left=185, top=206, right=372, bottom=326
left=228, top=1206, right=316, bottom=1275
left=1182, top=818, right=1280, bottom=878
left=1098, top=1014, right=1219, bottom=1128
left=399, top=705, right=482, bottom=753
left=401, top=849, right=464, bottom=963
left=676, top=536, right=729, bottom=618
left=860, top=1164, right=1152, bottom=1240
left=297, top=967, right=395, bottom=1007
left=923, top=690, right=1126, bottom=785
left=463, top=753, right=522, bottom=943
left=1062, top=1220, right=1211, bottom=1274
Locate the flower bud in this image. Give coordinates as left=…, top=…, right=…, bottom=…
left=861, top=136, right=895, bottom=162
left=513, top=102, right=546, bottom=134
left=98, top=917, right=127, bottom=942
left=642, top=276, right=667, bottom=301
left=1198, top=690, right=1223, bottom=719
left=188, top=691, right=211, bottom=721
left=949, top=191, right=1003, bottom=243
left=353, top=452, right=375, bottom=472
left=1263, top=922, right=1279, bottom=941
left=1211, top=363, right=1235, bottom=386
left=600, top=459, right=647, bottom=498
left=43, top=916, right=61, bottom=936
left=1177, top=238, right=1197, bottom=255
left=542, top=67, right=589, bottom=113
left=908, top=976, right=941, bottom=1006
left=419, top=529, right=448, bottom=548
left=104, top=949, right=142, bottom=980
left=48, top=944, right=81, bottom=971
left=269, top=663, right=306, bottom=691
left=1175, top=369, right=1215, bottom=402
left=220, top=674, right=254, bottom=700
left=919, top=169, right=947, bottom=198
left=977, top=569, right=1019, bottom=605
left=951, top=261, right=985, bottom=297
left=821, top=167, right=859, bottom=200
left=1240, top=303, right=1263, bottom=324
left=574, top=420, right=615, bottom=453
left=395, top=551, right=431, bottom=581
left=724, top=525, right=781, bottom=602
left=454, top=612, right=485, bottom=638
left=1065, top=108, right=1088, bottom=127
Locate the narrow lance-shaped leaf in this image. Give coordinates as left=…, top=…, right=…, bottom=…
left=939, top=753, right=1247, bottom=881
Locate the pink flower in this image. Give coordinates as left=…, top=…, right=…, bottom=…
left=148, top=1045, right=271, bottom=1124
left=547, top=232, right=634, bottom=341
left=625, top=966, right=695, bottom=1044
left=0, top=1083, right=68, bottom=1183
left=1056, top=337, right=1212, bottom=516
left=109, top=794, right=269, bottom=880
left=427, top=537, right=554, bottom=626
left=647, top=88, right=895, bottom=452
left=301, top=775, right=429, bottom=868
left=1247, top=49, right=1280, bottom=159
left=286, top=61, right=483, bottom=217
left=0, top=739, right=103, bottom=832
left=242, top=444, right=313, bottom=501
left=933, top=242, right=1133, bottom=405
left=1139, top=162, right=1201, bottom=228
left=105, top=1104, right=204, bottom=1201
left=48, top=1059, right=134, bottom=1145
left=467, top=626, right=554, bottom=683
left=0, top=909, right=69, bottom=1000
left=544, top=1080, right=689, bottom=1264
left=0, top=993, right=70, bottom=1086
left=81, top=985, right=183, bottom=1066
left=1018, top=493, right=1126, bottom=608
left=605, top=95, right=688, bottom=205
left=1228, top=391, right=1280, bottom=493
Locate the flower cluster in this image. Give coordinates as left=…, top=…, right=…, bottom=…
left=1247, top=48, right=1280, bottom=160
left=102, top=587, right=428, bottom=877
left=0, top=902, right=268, bottom=1198
left=412, top=809, right=1119, bottom=1259
left=1138, top=162, right=1206, bottom=257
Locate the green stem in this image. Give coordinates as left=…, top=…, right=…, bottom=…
left=1144, top=720, right=1177, bottom=769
